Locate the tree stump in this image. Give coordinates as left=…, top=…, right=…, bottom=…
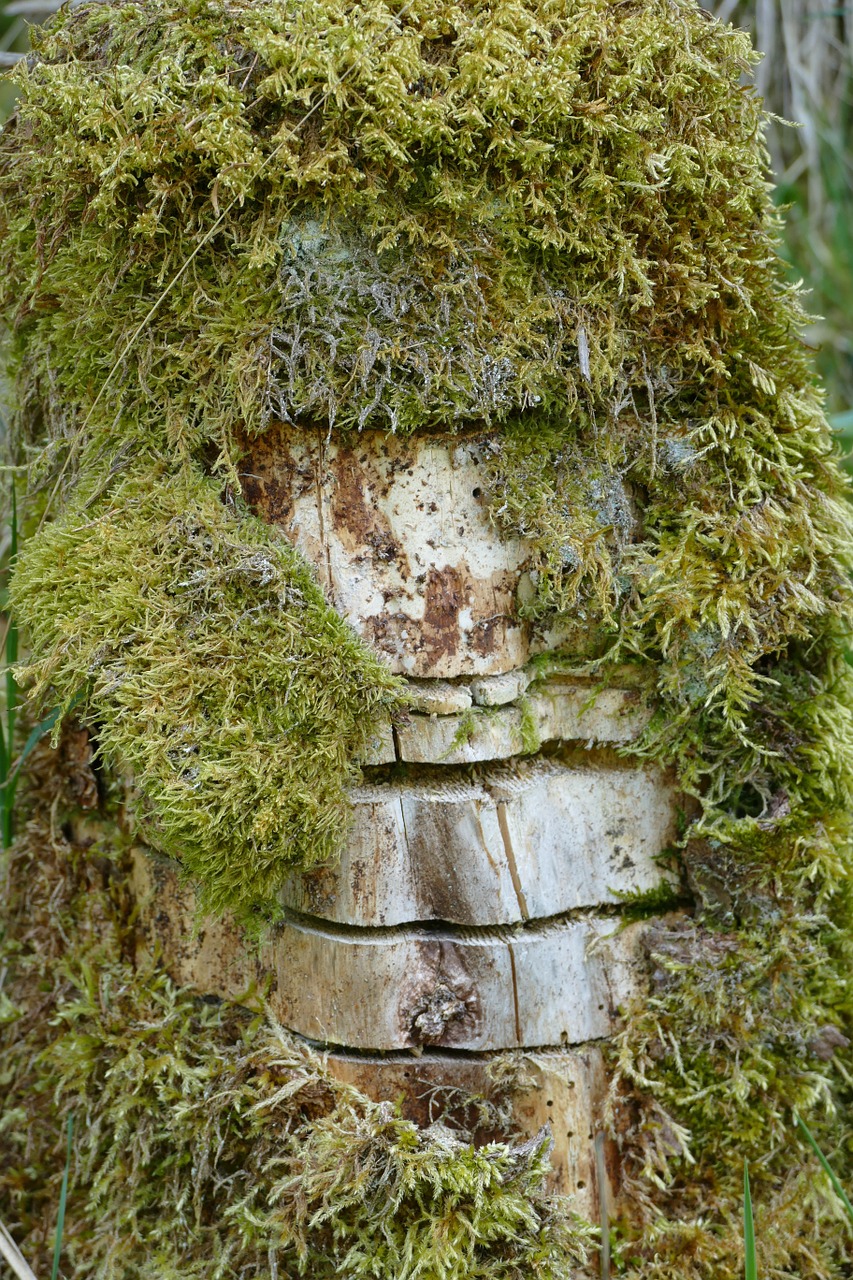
left=133, top=423, right=683, bottom=1214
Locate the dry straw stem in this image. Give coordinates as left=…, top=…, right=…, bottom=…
left=0, top=1222, right=38, bottom=1280
left=713, top=0, right=852, bottom=202
left=1, top=0, right=853, bottom=1274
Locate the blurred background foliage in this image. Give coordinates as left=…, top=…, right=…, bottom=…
left=0, top=0, right=851, bottom=437
left=713, top=1, right=853, bottom=455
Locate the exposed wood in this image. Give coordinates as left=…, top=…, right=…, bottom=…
left=281, top=759, right=679, bottom=927
left=239, top=423, right=593, bottom=677
left=404, top=679, right=473, bottom=715
left=530, top=679, right=652, bottom=744
left=394, top=682, right=653, bottom=765
left=358, top=676, right=654, bottom=766
left=395, top=705, right=526, bottom=763
left=132, top=849, right=662, bottom=1052
left=469, top=668, right=533, bottom=706
left=324, top=1046, right=615, bottom=1215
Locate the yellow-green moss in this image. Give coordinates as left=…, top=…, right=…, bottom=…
left=0, top=750, right=591, bottom=1278
left=8, top=463, right=399, bottom=917
left=2, top=0, right=853, bottom=1273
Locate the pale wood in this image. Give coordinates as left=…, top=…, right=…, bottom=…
left=394, top=682, right=653, bottom=765
left=281, top=759, right=679, bottom=927
left=132, top=849, right=657, bottom=1052
left=395, top=706, right=526, bottom=763
left=405, top=679, right=473, bottom=715
left=239, top=424, right=592, bottom=677
left=469, top=668, right=533, bottom=706
left=530, top=679, right=652, bottom=744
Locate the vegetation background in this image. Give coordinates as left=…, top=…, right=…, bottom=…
left=713, top=1, right=853, bottom=448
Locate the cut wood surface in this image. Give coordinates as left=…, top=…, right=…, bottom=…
left=133, top=850, right=660, bottom=1051
left=281, top=758, right=678, bottom=926
left=239, top=424, right=594, bottom=677
left=357, top=677, right=654, bottom=765
left=325, top=1046, right=615, bottom=1215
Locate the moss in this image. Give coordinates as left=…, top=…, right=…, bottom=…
left=518, top=693, right=542, bottom=755
left=1, top=0, right=853, bottom=1273
left=0, top=745, right=591, bottom=1278
left=611, top=880, right=684, bottom=924
left=8, top=462, right=399, bottom=918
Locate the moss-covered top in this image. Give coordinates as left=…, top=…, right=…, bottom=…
left=1, top=0, right=781, bottom=443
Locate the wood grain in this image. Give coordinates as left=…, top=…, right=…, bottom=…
left=133, top=849, right=659, bottom=1052
left=280, top=759, right=679, bottom=927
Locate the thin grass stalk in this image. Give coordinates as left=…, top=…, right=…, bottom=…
left=744, top=1162, right=757, bottom=1280
left=795, top=1114, right=853, bottom=1226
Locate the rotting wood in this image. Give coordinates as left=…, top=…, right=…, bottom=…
left=323, top=1046, right=613, bottom=1219
left=239, top=423, right=596, bottom=677
left=469, top=668, right=533, bottom=706
left=279, top=759, right=679, bottom=926
left=377, top=680, right=653, bottom=766
left=132, top=849, right=660, bottom=1052
left=404, top=679, right=474, bottom=715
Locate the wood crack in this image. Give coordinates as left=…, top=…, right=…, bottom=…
left=496, top=800, right=530, bottom=921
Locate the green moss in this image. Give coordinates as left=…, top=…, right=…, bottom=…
left=0, top=753, right=591, bottom=1278
left=611, top=879, right=684, bottom=923
left=518, top=693, right=542, bottom=755
left=8, top=463, right=399, bottom=918
left=1, top=0, right=853, bottom=1272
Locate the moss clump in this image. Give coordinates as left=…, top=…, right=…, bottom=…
left=2, top=0, right=853, bottom=1272
left=9, top=463, right=398, bottom=917
left=0, top=741, right=591, bottom=1279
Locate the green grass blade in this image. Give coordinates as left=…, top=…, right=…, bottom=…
left=11, top=705, right=64, bottom=777
left=744, top=1162, right=757, bottom=1280
left=796, top=1114, right=853, bottom=1226
left=50, top=1114, right=73, bottom=1280
left=7, top=691, right=84, bottom=791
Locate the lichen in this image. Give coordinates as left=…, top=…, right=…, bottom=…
left=1, top=0, right=853, bottom=1273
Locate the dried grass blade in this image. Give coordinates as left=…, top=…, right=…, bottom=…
left=0, top=1222, right=39, bottom=1280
